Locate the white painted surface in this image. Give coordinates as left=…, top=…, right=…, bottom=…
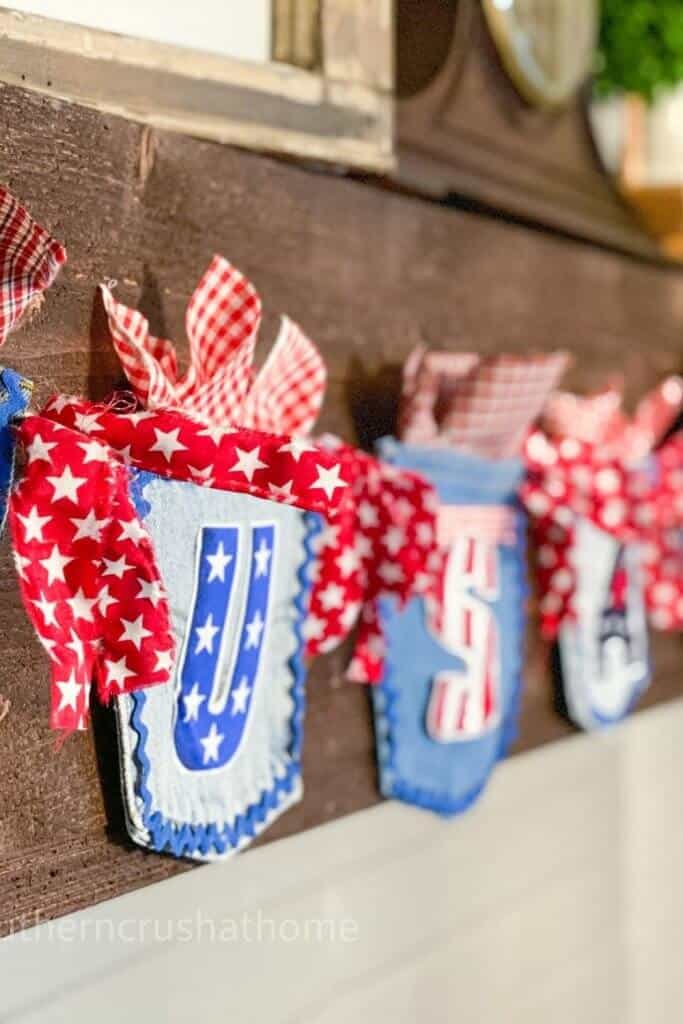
left=5, top=0, right=272, bottom=62
left=3, top=700, right=683, bottom=1022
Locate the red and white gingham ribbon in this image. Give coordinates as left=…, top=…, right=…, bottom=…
left=0, top=186, right=66, bottom=346
left=400, top=346, right=569, bottom=458
left=102, top=255, right=326, bottom=435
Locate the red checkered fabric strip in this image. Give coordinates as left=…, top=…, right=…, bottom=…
left=102, top=256, right=326, bottom=434
left=543, top=377, right=683, bottom=463
left=399, top=347, right=479, bottom=443
left=242, top=315, right=326, bottom=436
left=0, top=186, right=66, bottom=346
left=440, top=353, right=569, bottom=458
left=399, top=347, right=568, bottom=457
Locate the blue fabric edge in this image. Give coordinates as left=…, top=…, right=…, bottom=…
left=126, top=469, right=321, bottom=858
left=372, top=514, right=528, bottom=819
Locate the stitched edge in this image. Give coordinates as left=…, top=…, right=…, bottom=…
left=125, top=500, right=321, bottom=859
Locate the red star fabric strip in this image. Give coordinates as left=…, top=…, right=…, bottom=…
left=10, top=416, right=176, bottom=733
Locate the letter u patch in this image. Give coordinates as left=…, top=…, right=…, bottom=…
left=116, top=471, right=320, bottom=860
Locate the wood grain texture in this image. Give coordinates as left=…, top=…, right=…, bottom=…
left=0, top=83, right=681, bottom=936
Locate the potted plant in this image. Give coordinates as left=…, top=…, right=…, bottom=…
left=590, top=0, right=683, bottom=258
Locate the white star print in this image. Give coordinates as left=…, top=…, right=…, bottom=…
left=150, top=426, right=188, bottom=462
left=358, top=501, right=379, bottom=528
left=13, top=552, right=31, bottom=580
left=197, top=423, right=235, bottom=445
left=303, top=615, right=325, bottom=641
left=74, top=411, right=103, bottom=434
left=245, top=609, right=265, bottom=649
left=66, top=628, right=86, bottom=666
left=103, top=554, right=134, bottom=579
left=34, top=594, right=58, bottom=627
left=354, top=534, right=373, bottom=560
left=206, top=542, right=233, bottom=583
left=278, top=438, right=317, bottom=462
left=120, top=614, right=153, bottom=650
left=137, top=578, right=164, bottom=605
left=268, top=480, right=295, bottom=502
left=336, top=546, right=360, bottom=578
left=98, top=585, right=118, bottom=615
left=340, top=602, right=361, bottom=632
left=309, top=463, right=347, bottom=501
left=182, top=682, right=206, bottom=723
left=26, top=434, right=57, bottom=463
left=188, top=464, right=215, bottom=486
left=56, top=669, right=82, bottom=712
left=378, top=561, right=404, bottom=585
left=230, top=445, right=267, bottom=482
left=40, top=545, right=73, bottom=585
left=118, top=518, right=147, bottom=543
left=16, top=505, right=51, bottom=542
left=384, top=526, right=405, bottom=556
left=105, top=655, right=136, bottom=692
left=155, top=648, right=174, bottom=673
left=47, top=465, right=87, bottom=503
left=70, top=509, right=109, bottom=542
left=200, top=723, right=225, bottom=765
left=231, top=675, right=251, bottom=715
left=114, top=444, right=132, bottom=463
left=78, top=439, right=109, bottom=463
left=67, top=587, right=98, bottom=623
left=195, top=613, right=220, bottom=654
left=318, top=582, right=345, bottom=611
left=48, top=394, right=70, bottom=414
left=253, top=538, right=272, bottom=578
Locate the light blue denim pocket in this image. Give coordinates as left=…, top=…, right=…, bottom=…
left=117, top=470, right=320, bottom=860
left=555, top=519, right=650, bottom=730
left=372, top=440, right=527, bottom=816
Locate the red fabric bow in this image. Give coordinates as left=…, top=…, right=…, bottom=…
left=102, top=256, right=326, bottom=435
left=102, top=261, right=440, bottom=669
left=14, top=398, right=355, bottom=732
left=0, top=186, right=66, bottom=346
left=523, top=378, right=683, bottom=636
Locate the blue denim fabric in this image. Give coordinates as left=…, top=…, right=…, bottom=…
left=0, top=368, right=31, bottom=531
left=372, top=439, right=527, bottom=816
left=116, top=470, right=320, bottom=861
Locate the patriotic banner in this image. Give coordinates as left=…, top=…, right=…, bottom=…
left=24, top=396, right=350, bottom=857
left=523, top=377, right=683, bottom=730
left=102, top=262, right=439, bottom=672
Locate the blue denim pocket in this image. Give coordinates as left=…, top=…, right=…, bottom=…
left=0, top=368, right=31, bottom=531
left=372, top=440, right=527, bottom=816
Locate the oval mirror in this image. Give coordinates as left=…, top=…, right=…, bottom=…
left=482, top=0, right=598, bottom=108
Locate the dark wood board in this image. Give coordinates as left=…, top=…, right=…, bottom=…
left=0, top=82, right=681, bottom=937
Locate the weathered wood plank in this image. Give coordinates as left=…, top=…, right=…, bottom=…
left=0, top=84, right=680, bottom=936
